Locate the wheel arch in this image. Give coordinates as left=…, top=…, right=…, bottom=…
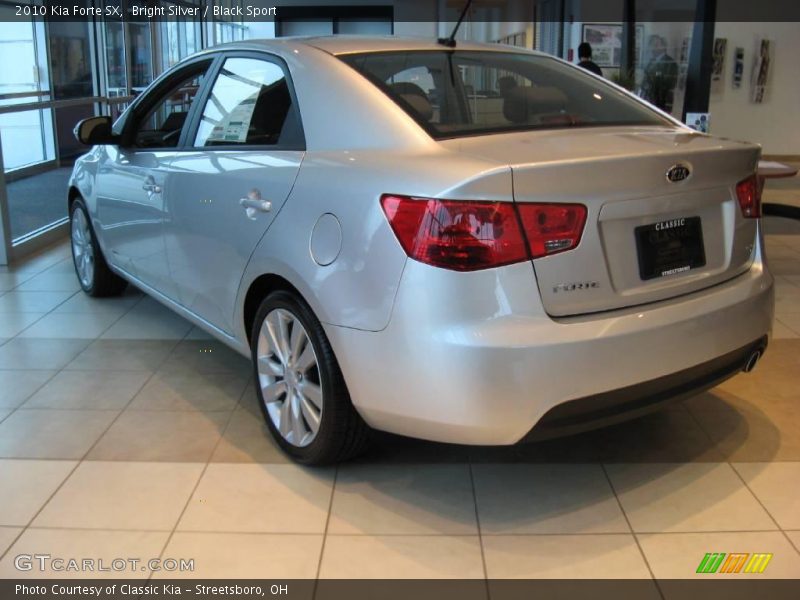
left=242, top=273, right=306, bottom=345
left=67, top=186, right=82, bottom=211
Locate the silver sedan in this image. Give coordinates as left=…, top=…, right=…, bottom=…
left=69, top=36, right=774, bottom=464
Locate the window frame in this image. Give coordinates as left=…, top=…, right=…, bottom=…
left=181, top=50, right=306, bottom=152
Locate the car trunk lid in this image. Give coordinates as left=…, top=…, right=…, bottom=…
left=440, top=126, right=760, bottom=316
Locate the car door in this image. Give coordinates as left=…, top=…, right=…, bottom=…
left=164, top=53, right=305, bottom=334
left=94, top=56, right=216, bottom=299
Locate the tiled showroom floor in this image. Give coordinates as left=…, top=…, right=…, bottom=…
left=0, top=214, right=799, bottom=582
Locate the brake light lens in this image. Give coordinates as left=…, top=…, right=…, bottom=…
left=381, top=195, right=587, bottom=271
left=736, top=174, right=761, bottom=218
left=517, top=203, right=588, bottom=259
left=380, top=195, right=528, bottom=271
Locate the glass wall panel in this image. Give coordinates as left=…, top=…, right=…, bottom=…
left=634, top=23, right=694, bottom=120
left=0, top=4, right=54, bottom=172
left=129, top=22, right=153, bottom=92
left=0, top=10, right=40, bottom=97
left=337, top=19, right=393, bottom=35
left=104, top=19, right=127, bottom=97
left=214, top=21, right=247, bottom=44
left=5, top=153, right=70, bottom=241
left=0, top=108, right=54, bottom=171
left=279, top=20, right=333, bottom=37
left=159, top=2, right=201, bottom=72
left=48, top=21, right=93, bottom=99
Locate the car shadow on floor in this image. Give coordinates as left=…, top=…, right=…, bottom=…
left=215, top=341, right=797, bottom=537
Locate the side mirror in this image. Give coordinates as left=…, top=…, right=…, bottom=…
left=74, top=116, right=119, bottom=145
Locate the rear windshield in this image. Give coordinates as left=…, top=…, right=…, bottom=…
left=340, top=50, right=668, bottom=138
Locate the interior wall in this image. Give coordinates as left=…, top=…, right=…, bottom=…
left=708, top=22, right=799, bottom=156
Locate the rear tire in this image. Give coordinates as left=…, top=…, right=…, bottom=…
left=251, top=290, right=370, bottom=465
left=70, top=198, right=127, bottom=297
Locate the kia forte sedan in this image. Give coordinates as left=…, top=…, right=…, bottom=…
left=69, top=36, right=774, bottom=464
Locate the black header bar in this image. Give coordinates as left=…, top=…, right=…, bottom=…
left=2, top=0, right=800, bottom=23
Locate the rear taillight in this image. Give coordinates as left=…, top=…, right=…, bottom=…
left=736, top=174, right=761, bottom=218
left=380, top=195, right=586, bottom=271
left=380, top=195, right=528, bottom=271
left=516, top=203, right=587, bottom=259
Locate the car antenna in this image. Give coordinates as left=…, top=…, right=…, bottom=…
left=437, top=0, right=474, bottom=48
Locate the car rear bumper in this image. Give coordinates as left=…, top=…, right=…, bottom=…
left=326, top=253, right=774, bottom=446
left=522, top=335, right=767, bottom=441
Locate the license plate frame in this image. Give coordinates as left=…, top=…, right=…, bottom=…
left=635, top=216, right=706, bottom=281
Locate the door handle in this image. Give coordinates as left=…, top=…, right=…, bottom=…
left=239, top=197, right=272, bottom=213
left=142, top=182, right=161, bottom=193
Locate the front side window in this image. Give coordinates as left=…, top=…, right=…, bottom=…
left=194, top=57, right=295, bottom=147
left=133, top=63, right=210, bottom=148
left=341, top=50, right=669, bottom=138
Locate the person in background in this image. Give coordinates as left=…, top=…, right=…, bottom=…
left=577, top=42, right=603, bottom=76
left=641, top=34, right=678, bottom=113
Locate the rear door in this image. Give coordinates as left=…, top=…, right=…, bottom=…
left=164, top=53, right=305, bottom=333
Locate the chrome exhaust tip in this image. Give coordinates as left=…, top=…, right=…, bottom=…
left=743, top=349, right=763, bottom=373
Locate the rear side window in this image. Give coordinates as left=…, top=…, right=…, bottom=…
left=341, top=50, right=668, bottom=138
left=194, top=57, right=301, bottom=147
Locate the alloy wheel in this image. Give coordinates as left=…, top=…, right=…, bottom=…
left=257, top=308, right=323, bottom=447
left=71, top=208, right=95, bottom=289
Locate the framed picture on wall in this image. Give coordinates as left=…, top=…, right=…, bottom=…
left=733, top=47, right=745, bottom=88
left=711, top=37, right=727, bottom=93
left=751, top=38, right=772, bottom=103
left=582, top=24, right=623, bottom=68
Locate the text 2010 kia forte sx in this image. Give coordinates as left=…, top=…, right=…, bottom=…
left=69, top=37, right=774, bottom=464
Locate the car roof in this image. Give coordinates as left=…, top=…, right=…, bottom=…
left=209, top=35, right=543, bottom=57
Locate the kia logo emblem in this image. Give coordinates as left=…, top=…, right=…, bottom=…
left=666, top=164, right=691, bottom=183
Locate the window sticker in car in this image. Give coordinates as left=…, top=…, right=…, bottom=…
left=206, top=94, right=257, bottom=143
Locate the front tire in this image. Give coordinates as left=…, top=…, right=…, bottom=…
left=70, top=198, right=127, bottom=297
left=251, top=290, right=370, bottom=464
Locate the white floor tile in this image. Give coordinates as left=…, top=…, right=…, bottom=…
left=606, top=463, right=776, bottom=533
left=0, top=291, right=74, bottom=313
left=15, top=273, right=81, bottom=293
left=329, top=464, right=477, bottom=535
left=24, top=370, right=150, bottom=410
left=474, top=464, right=628, bottom=534
left=733, top=462, right=800, bottom=530
left=0, top=526, right=21, bottom=555
left=0, top=338, right=90, bottom=370
left=320, top=535, right=484, bottom=579
left=482, top=534, right=652, bottom=579
left=154, top=532, right=322, bottom=579
left=0, top=459, right=77, bottom=526
left=0, top=409, right=117, bottom=459
left=0, top=370, right=56, bottom=409
left=18, top=312, right=120, bottom=339
left=34, top=461, right=204, bottom=531
left=0, top=312, right=45, bottom=338
left=101, top=298, right=192, bottom=340
left=178, top=463, right=333, bottom=533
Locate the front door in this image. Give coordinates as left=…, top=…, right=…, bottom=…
left=164, top=55, right=305, bottom=333
left=95, top=59, right=213, bottom=299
